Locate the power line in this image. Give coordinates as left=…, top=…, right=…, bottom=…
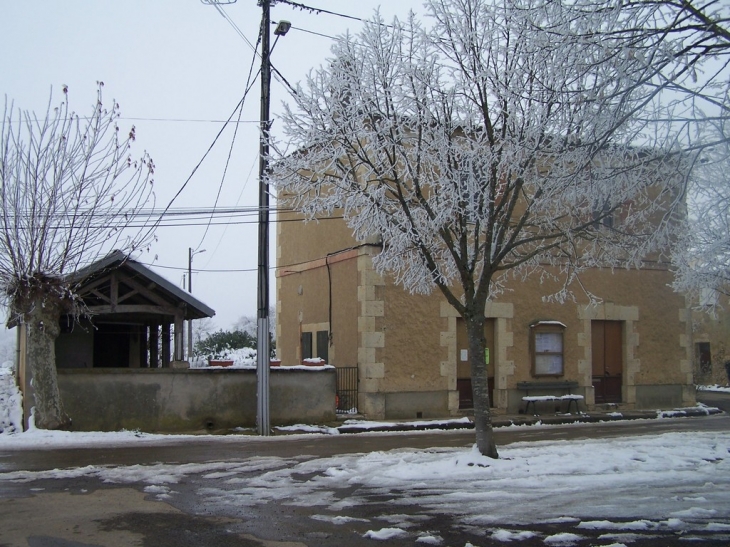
left=4, top=116, right=260, bottom=125
left=194, top=17, right=264, bottom=253
left=200, top=154, right=259, bottom=271
left=285, top=24, right=337, bottom=40
left=145, top=262, right=257, bottom=273
left=121, top=116, right=259, bottom=124
left=142, top=248, right=356, bottom=274
left=269, top=60, right=298, bottom=97
left=5, top=205, right=296, bottom=219
left=275, top=0, right=374, bottom=25
left=138, top=95, right=246, bottom=243
left=6, top=214, right=345, bottom=230
left=139, top=48, right=267, bottom=245
left=207, top=2, right=298, bottom=98
left=210, top=1, right=260, bottom=54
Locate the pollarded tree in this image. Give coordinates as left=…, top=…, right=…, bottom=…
left=273, top=0, right=688, bottom=458
left=0, top=84, right=155, bottom=429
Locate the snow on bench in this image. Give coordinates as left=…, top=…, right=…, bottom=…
left=517, top=381, right=582, bottom=415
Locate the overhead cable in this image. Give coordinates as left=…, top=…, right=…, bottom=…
left=275, top=0, right=371, bottom=24
left=194, top=17, right=264, bottom=253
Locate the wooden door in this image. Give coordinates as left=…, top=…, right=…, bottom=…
left=456, top=318, right=495, bottom=409
left=592, top=320, right=623, bottom=403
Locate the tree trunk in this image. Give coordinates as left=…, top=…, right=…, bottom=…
left=24, top=297, right=69, bottom=430
left=466, top=313, right=499, bottom=459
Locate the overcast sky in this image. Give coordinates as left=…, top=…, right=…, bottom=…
left=0, top=0, right=425, bottom=329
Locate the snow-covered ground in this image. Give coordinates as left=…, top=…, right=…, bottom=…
left=1, top=429, right=729, bottom=544
left=1, top=361, right=729, bottom=543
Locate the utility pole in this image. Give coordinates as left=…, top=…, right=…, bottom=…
left=256, top=0, right=272, bottom=436
left=188, top=247, right=193, bottom=360
left=188, top=247, right=205, bottom=360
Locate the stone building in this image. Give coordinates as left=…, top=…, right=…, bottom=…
left=690, top=292, right=730, bottom=387
left=275, top=211, right=695, bottom=420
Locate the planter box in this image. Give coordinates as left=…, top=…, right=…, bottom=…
left=302, top=358, right=327, bottom=367
left=208, top=359, right=234, bottom=367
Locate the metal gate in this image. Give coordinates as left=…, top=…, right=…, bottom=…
left=336, top=367, right=358, bottom=414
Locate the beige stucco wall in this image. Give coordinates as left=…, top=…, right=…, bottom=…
left=352, top=261, right=692, bottom=418
left=276, top=251, right=359, bottom=367
left=692, top=304, right=730, bottom=386
left=276, top=207, right=359, bottom=266
left=276, top=209, right=693, bottom=419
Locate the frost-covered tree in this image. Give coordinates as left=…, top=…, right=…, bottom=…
left=235, top=307, right=276, bottom=341
left=560, top=1, right=730, bottom=302
left=673, top=124, right=730, bottom=302
left=273, top=0, right=688, bottom=458
left=642, top=0, right=730, bottom=302
left=0, top=84, right=155, bottom=429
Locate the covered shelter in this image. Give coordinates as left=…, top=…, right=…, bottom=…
left=13, top=252, right=337, bottom=433
left=55, top=250, right=215, bottom=369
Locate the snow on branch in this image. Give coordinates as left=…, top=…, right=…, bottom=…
left=273, top=0, right=689, bottom=309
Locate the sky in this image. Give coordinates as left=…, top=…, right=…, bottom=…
left=0, top=0, right=425, bottom=329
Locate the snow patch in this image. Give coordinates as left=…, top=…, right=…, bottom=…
left=670, top=507, right=717, bottom=518
left=0, top=367, right=23, bottom=434
left=543, top=532, right=583, bottom=544
left=363, top=527, right=407, bottom=540
left=415, top=534, right=443, bottom=544
left=598, top=533, right=650, bottom=544
left=275, top=424, right=339, bottom=435
left=490, top=528, right=537, bottom=541
left=311, top=514, right=369, bottom=525
left=576, top=520, right=654, bottom=530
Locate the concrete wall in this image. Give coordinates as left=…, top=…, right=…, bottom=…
left=57, top=368, right=336, bottom=433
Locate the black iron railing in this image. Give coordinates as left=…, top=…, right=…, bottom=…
left=336, top=366, right=358, bottom=414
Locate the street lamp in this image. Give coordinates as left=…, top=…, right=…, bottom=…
left=274, top=20, right=291, bottom=36
left=188, top=247, right=206, bottom=360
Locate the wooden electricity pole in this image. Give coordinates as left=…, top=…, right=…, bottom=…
left=256, top=0, right=272, bottom=436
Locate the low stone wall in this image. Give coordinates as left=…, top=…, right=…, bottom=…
left=57, top=367, right=336, bottom=433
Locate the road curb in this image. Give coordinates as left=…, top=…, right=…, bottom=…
left=335, top=407, right=724, bottom=434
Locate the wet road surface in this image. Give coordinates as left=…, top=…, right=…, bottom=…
left=0, top=394, right=727, bottom=546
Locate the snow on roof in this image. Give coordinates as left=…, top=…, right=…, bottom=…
left=530, top=320, right=567, bottom=328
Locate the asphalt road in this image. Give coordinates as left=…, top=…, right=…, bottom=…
left=1, top=408, right=728, bottom=475
left=697, top=388, right=730, bottom=413
left=0, top=392, right=727, bottom=547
